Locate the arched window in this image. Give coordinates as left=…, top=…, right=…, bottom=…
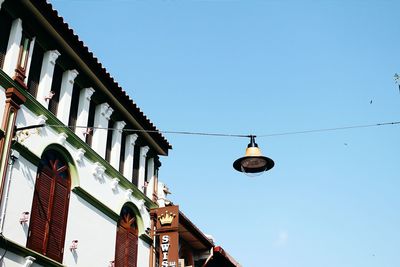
left=114, top=205, right=139, bottom=267
left=27, top=150, right=71, bottom=263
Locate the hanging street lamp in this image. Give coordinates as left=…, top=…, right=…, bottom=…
left=233, top=135, right=274, bottom=175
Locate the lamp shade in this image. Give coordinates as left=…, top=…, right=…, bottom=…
left=233, top=136, right=274, bottom=174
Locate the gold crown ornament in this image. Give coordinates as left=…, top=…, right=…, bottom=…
left=158, top=211, right=176, bottom=226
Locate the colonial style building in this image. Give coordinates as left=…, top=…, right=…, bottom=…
left=0, top=1, right=240, bottom=267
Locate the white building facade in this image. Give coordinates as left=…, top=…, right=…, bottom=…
left=0, top=1, right=171, bottom=267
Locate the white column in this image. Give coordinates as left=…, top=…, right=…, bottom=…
left=109, top=121, right=126, bottom=170
left=57, top=69, right=79, bottom=124
left=3, top=18, right=22, bottom=77
left=75, top=87, right=94, bottom=141
left=138, top=146, right=149, bottom=193
left=24, top=37, right=36, bottom=83
left=123, top=134, right=138, bottom=179
left=0, top=1, right=5, bottom=10
left=145, top=157, right=155, bottom=199
left=92, top=103, right=113, bottom=158
left=36, top=50, right=60, bottom=107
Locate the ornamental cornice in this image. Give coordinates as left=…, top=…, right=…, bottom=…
left=66, top=69, right=79, bottom=84
left=114, top=121, right=126, bottom=133
left=48, top=50, right=61, bottom=65
left=83, top=87, right=95, bottom=101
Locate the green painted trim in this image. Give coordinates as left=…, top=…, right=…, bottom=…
left=0, top=69, right=158, bottom=209
left=11, top=142, right=40, bottom=165
left=72, top=187, right=119, bottom=222
left=0, top=234, right=65, bottom=267
left=139, top=233, right=153, bottom=246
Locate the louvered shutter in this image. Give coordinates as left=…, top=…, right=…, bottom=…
left=115, top=226, right=128, bottom=267
left=27, top=172, right=53, bottom=254
left=46, top=181, right=69, bottom=262
left=127, top=232, right=138, bottom=267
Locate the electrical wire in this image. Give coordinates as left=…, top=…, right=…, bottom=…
left=18, top=120, right=400, bottom=140
left=257, top=121, right=400, bottom=137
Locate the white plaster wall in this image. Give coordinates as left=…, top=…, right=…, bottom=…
left=137, top=239, right=151, bottom=267
left=63, top=194, right=117, bottom=267
left=2, top=156, right=37, bottom=246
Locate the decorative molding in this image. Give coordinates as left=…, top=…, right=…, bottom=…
left=57, top=132, right=68, bottom=145
left=83, top=87, right=95, bottom=101
left=37, top=114, right=48, bottom=125
left=111, top=178, right=119, bottom=190
left=125, top=189, right=133, bottom=200
left=23, top=256, right=36, bottom=267
left=141, top=146, right=150, bottom=158
left=93, top=162, right=106, bottom=181
left=48, top=50, right=61, bottom=65
left=105, top=106, right=113, bottom=120
left=96, top=103, right=114, bottom=121
left=75, top=148, right=85, bottom=164
left=114, top=121, right=126, bottom=133
left=36, top=115, right=47, bottom=135
left=67, top=69, right=79, bottom=84
left=16, top=129, right=32, bottom=143
left=127, top=134, right=138, bottom=146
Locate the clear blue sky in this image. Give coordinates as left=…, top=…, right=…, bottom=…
left=50, top=1, right=400, bottom=266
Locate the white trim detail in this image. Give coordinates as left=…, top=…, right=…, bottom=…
left=93, top=163, right=106, bottom=181
left=75, top=148, right=85, bottom=164
left=125, top=189, right=133, bottom=200
left=23, top=256, right=36, bottom=267
left=110, top=178, right=120, bottom=190
left=57, top=132, right=68, bottom=145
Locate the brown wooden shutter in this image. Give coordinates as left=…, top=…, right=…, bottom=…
left=115, top=207, right=139, bottom=267
left=115, top=227, right=128, bottom=267
left=27, top=151, right=71, bottom=264
left=46, top=180, right=70, bottom=262
left=127, top=232, right=138, bottom=267
left=27, top=171, right=53, bottom=254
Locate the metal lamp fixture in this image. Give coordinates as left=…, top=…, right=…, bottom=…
left=233, top=135, right=274, bottom=175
